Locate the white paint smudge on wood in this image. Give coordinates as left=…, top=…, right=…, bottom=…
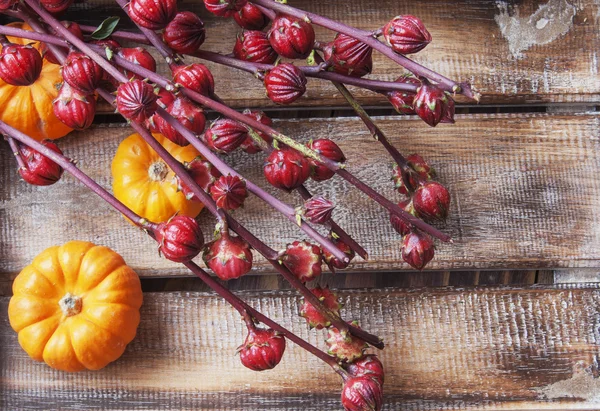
left=495, top=0, right=576, bottom=58
left=536, top=363, right=600, bottom=402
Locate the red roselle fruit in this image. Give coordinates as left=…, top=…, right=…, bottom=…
left=413, top=82, right=450, bottom=127
left=280, top=240, right=323, bottom=283
left=302, top=196, right=335, bottom=224
left=173, top=63, right=215, bottom=96
left=346, top=355, right=385, bottom=386
left=264, top=63, right=307, bottom=105
left=203, top=231, right=253, bottom=280
left=155, top=97, right=206, bottom=146
left=0, top=0, right=18, bottom=10
left=341, top=376, right=383, bottom=411
left=204, top=118, right=248, bottom=153
left=267, top=14, right=315, bottom=59
left=407, top=153, right=435, bottom=180
left=238, top=325, right=286, bottom=371
left=240, top=109, right=273, bottom=154
left=129, top=0, right=177, bottom=30
left=0, top=44, right=42, bottom=86
left=41, top=21, right=84, bottom=65
left=390, top=198, right=418, bottom=236
left=299, top=286, right=342, bottom=329
left=61, top=51, right=103, bottom=94
left=116, top=79, right=158, bottom=123
left=40, top=0, right=73, bottom=15
left=263, top=146, right=311, bottom=191
left=177, top=157, right=221, bottom=200
left=323, top=33, right=373, bottom=78
left=17, top=140, right=64, bottom=186
left=441, top=97, right=456, bottom=124
left=326, top=322, right=368, bottom=362
left=412, top=181, right=450, bottom=220
left=233, top=2, right=269, bottom=30
left=387, top=75, right=421, bottom=115
left=147, top=88, right=176, bottom=132
left=233, top=31, right=278, bottom=65
left=117, top=47, right=157, bottom=81
left=383, top=15, right=432, bottom=55
left=391, top=163, right=417, bottom=195
left=203, top=0, right=247, bottom=18
left=322, top=235, right=355, bottom=271
left=163, top=11, right=206, bottom=55
left=53, top=83, right=96, bottom=130
left=155, top=215, right=204, bottom=262
left=210, top=175, right=248, bottom=210
left=401, top=231, right=435, bottom=270
left=307, top=138, right=346, bottom=182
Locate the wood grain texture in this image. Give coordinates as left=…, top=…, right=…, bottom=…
left=2, top=113, right=600, bottom=280
left=38, top=0, right=600, bottom=107
left=1, top=284, right=599, bottom=410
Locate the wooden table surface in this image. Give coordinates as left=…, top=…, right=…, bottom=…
left=2, top=0, right=600, bottom=410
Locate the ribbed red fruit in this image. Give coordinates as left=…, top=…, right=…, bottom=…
left=263, top=147, right=311, bottom=191
left=264, top=63, right=307, bottom=105
left=116, top=79, right=158, bottom=123
left=155, top=215, right=204, bottom=262
left=383, top=15, right=431, bottom=55
left=346, top=355, right=385, bottom=386
left=164, top=11, right=206, bottom=54
left=173, top=63, right=214, bottom=96
left=40, top=0, right=73, bottom=15
left=0, top=44, right=42, bottom=86
left=299, top=287, right=342, bottom=329
left=412, top=181, right=450, bottom=220
left=341, top=376, right=383, bottom=411
left=61, top=51, right=103, bottom=93
left=129, top=0, right=177, bottom=30
left=155, top=97, right=206, bottom=146
left=210, top=175, right=248, bottom=210
left=117, top=47, right=157, bottom=81
left=387, top=75, right=421, bottom=115
left=233, top=30, right=278, bottom=64
left=176, top=158, right=221, bottom=200
left=17, top=140, right=64, bottom=186
left=203, top=0, right=247, bottom=18
left=53, top=83, right=96, bottom=130
left=267, top=14, right=315, bottom=59
left=233, top=2, right=269, bottom=30
left=323, top=33, right=372, bottom=78
left=281, top=240, right=322, bottom=283
left=203, top=231, right=253, bottom=280
left=322, top=235, right=355, bottom=271
left=238, top=326, right=285, bottom=371
left=302, top=196, right=335, bottom=224
left=326, top=322, right=368, bottom=362
left=204, top=118, right=248, bottom=153
left=307, top=139, right=346, bottom=182
left=413, top=82, right=450, bottom=127
left=401, top=231, right=435, bottom=270
left=390, top=199, right=418, bottom=237
left=240, top=110, right=273, bottom=154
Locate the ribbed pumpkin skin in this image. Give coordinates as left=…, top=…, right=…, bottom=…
left=8, top=241, right=143, bottom=372
left=0, top=23, right=72, bottom=141
left=112, top=132, right=204, bottom=224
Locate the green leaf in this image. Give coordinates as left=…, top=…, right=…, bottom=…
left=91, top=16, right=120, bottom=40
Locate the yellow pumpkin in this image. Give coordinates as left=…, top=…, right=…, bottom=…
left=0, top=22, right=72, bottom=141
left=112, top=132, right=204, bottom=224
left=8, top=241, right=143, bottom=372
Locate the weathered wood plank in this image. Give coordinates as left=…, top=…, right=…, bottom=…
left=2, top=113, right=600, bottom=279
left=1, top=285, right=599, bottom=410
left=33, top=0, right=600, bottom=107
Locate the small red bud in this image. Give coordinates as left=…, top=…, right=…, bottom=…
left=413, top=82, right=449, bottom=127
left=263, top=147, right=311, bottom=191
left=322, top=235, right=355, bottom=271
left=17, top=140, right=63, bottom=186
left=233, top=2, right=269, bottom=30
left=155, top=215, right=204, bottom=262
left=390, top=199, right=418, bottom=237
left=326, top=322, right=368, bottom=362
left=0, top=44, right=42, bottom=86
left=173, top=63, right=215, bottom=96
left=267, top=14, right=315, bottom=59
left=238, top=326, right=285, bottom=371
left=302, top=196, right=335, bottom=224
left=117, top=47, right=157, bottom=81
left=281, top=240, right=322, bottom=283
left=163, top=11, right=206, bottom=55
left=406, top=154, right=435, bottom=180
left=391, top=163, right=417, bottom=195
left=307, top=138, right=346, bottom=182
left=177, top=157, right=221, bottom=200
left=383, top=15, right=431, bottom=55
left=155, top=97, right=206, bottom=146
left=129, top=0, right=177, bottom=30
left=387, top=75, right=421, bottom=115
left=323, top=33, right=372, bottom=78
left=203, top=231, right=253, bottom=280
left=299, top=286, right=342, bottom=329
left=204, top=118, right=248, bottom=153
left=346, top=355, right=385, bottom=386
left=233, top=31, right=278, bottom=64
left=401, top=231, right=435, bottom=270
left=61, top=51, right=103, bottom=93
left=341, top=376, right=383, bottom=411
left=264, top=63, right=307, bottom=105
left=203, top=0, right=247, bottom=17
left=116, top=79, right=158, bottom=123
left=40, top=0, right=73, bottom=15
left=53, top=83, right=96, bottom=130
left=412, top=181, right=450, bottom=220
left=240, top=109, right=273, bottom=154
left=210, top=175, right=248, bottom=210
left=41, top=21, right=84, bottom=65
left=441, top=96, right=456, bottom=124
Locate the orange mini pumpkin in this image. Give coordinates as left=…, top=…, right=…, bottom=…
left=112, top=132, right=204, bottom=224
left=8, top=241, right=143, bottom=372
left=0, top=22, right=72, bottom=141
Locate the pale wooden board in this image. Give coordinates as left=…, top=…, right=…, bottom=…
left=39, top=0, right=600, bottom=107
left=1, top=285, right=600, bottom=410
left=2, top=113, right=600, bottom=280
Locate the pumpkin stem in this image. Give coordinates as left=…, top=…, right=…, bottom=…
left=148, top=160, right=169, bottom=182
left=59, top=293, right=82, bottom=317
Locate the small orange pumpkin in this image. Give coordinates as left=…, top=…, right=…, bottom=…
left=8, top=241, right=143, bottom=372
left=0, top=22, right=72, bottom=141
left=112, top=132, right=204, bottom=224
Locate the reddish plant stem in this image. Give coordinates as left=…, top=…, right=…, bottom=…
left=6, top=137, right=26, bottom=170
left=251, top=0, right=476, bottom=100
